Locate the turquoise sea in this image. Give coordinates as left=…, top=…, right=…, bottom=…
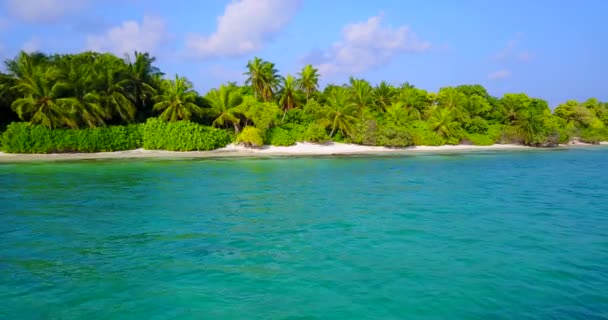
left=1, top=148, right=607, bottom=319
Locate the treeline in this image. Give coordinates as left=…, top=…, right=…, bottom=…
left=1, top=51, right=607, bottom=153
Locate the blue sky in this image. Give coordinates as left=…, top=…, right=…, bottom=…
left=0, top=0, right=606, bottom=107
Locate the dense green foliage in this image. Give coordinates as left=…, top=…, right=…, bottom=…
left=1, top=51, right=607, bottom=153
left=1, top=122, right=142, bottom=153
left=141, top=118, right=232, bottom=151
left=236, top=126, right=264, bottom=148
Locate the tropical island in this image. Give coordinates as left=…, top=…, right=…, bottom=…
left=0, top=51, right=607, bottom=159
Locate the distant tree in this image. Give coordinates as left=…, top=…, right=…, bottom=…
left=320, top=86, right=358, bottom=137
left=428, top=108, right=461, bottom=139
left=244, top=57, right=281, bottom=102
left=278, top=74, right=300, bottom=119
left=205, top=84, right=244, bottom=132
left=153, top=75, right=202, bottom=122
left=348, top=77, right=374, bottom=119
left=296, top=64, right=319, bottom=103
left=11, top=66, right=78, bottom=128
left=373, top=81, right=396, bottom=111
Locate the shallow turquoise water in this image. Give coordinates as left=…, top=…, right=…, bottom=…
left=1, top=149, right=608, bottom=319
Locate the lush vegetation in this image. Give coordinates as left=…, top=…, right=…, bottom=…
left=1, top=51, right=607, bottom=153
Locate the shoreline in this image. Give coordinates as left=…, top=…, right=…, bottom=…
left=1, top=142, right=607, bottom=162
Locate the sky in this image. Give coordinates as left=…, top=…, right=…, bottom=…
left=0, top=0, right=606, bottom=107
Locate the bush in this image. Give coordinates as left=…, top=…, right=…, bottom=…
left=499, top=126, right=524, bottom=144
left=301, top=123, right=329, bottom=143
left=465, top=117, right=489, bottom=134
left=142, top=118, right=232, bottom=151
left=580, top=128, right=608, bottom=144
left=1, top=122, right=142, bottom=153
left=376, top=126, right=413, bottom=147
left=282, top=108, right=314, bottom=125
left=266, top=127, right=296, bottom=146
left=408, top=121, right=446, bottom=146
left=465, top=133, right=495, bottom=146
left=236, top=126, right=264, bottom=148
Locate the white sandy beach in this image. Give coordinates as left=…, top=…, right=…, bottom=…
left=1, top=142, right=606, bottom=162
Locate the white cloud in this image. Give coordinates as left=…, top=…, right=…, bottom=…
left=305, top=13, right=431, bottom=76
left=517, top=51, right=533, bottom=62
left=493, top=33, right=533, bottom=62
left=4, top=0, right=86, bottom=23
left=186, top=0, right=301, bottom=58
left=86, top=16, right=169, bottom=55
left=488, top=69, right=511, bottom=80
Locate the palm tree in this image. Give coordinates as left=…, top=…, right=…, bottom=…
left=516, top=110, right=545, bottom=145
left=125, top=51, right=162, bottom=112
left=94, top=55, right=136, bottom=123
left=244, top=57, right=265, bottom=100
left=259, top=61, right=281, bottom=102
left=278, top=74, right=300, bottom=120
left=437, top=87, right=468, bottom=124
left=244, top=57, right=280, bottom=102
left=320, top=86, right=358, bottom=137
left=399, top=86, right=432, bottom=119
left=61, top=61, right=107, bottom=128
left=5, top=51, right=49, bottom=79
left=153, top=75, right=202, bottom=122
left=348, top=77, right=374, bottom=119
left=428, top=108, right=461, bottom=139
left=384, top=102, right=409, bottom=127
left=373, top=81, right=396, bottom=111
left=205, top=84, right=244, bottom=132
left=296, top=64, right=319, bottom=103
left=11, top=66, right=78, bottom=129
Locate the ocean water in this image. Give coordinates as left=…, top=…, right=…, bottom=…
left=1, top=148, right=607, bottom=319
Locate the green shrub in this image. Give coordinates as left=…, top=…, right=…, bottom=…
left=1, top=122, right=142, bottom=153
left=282, top=108, right=314, bottom=125
left=465, top=117, right=489, bottom=134
left=500, top=126, right=524, bottom=144
left=332, top=131, right=346, bottom=143
left=236, top=126, right=264, bottom=147
left=465, top=133, right=495, bottom=146
left=408, top=122, right=446, bottom=146
left=266, top=127, right=296, bottom=146
left=580, top=128, right=608, bottom=144
left=376, top=126, right=413, bottom=147
left=142, top=118, right=232, bottom=151
left=301, top=123, right=329, bottom=143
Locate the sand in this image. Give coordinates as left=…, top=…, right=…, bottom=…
left=2, top=142, right=598, bottom=162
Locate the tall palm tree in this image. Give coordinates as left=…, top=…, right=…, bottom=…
left=153, top=75, right=202, bottom=122
left=5, top=51, right=49, bottom=79
left=296, top=64, right=319, bottom=103
left=244, top=57, right=280, bottom=102
left=348, top=77, right=374, bottom=119
left=259, top=61, right=280, bottom=102
left=399, top=86, right=432, bottom=119
left=244, top=57, right=265, bottom=100
left=61, top=61, right=106, bottom=128
left=320, top=86, right=358, bottom=137
left=384, top=102, right=409, bottom=127
left=278, top=74, right=300, bottom=120
left=437, top=87, right=468, bottom=124
left=373, top=81, right=396, bottom=111
left=11, top=66, right=78, bottom=128
left=428, top=108, right=461, bottom=139
left=205, top=84, right=244, bottom=132
left=94, top=54, right=136, bottom=123
left=125, top=51, right=162, bottom=112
